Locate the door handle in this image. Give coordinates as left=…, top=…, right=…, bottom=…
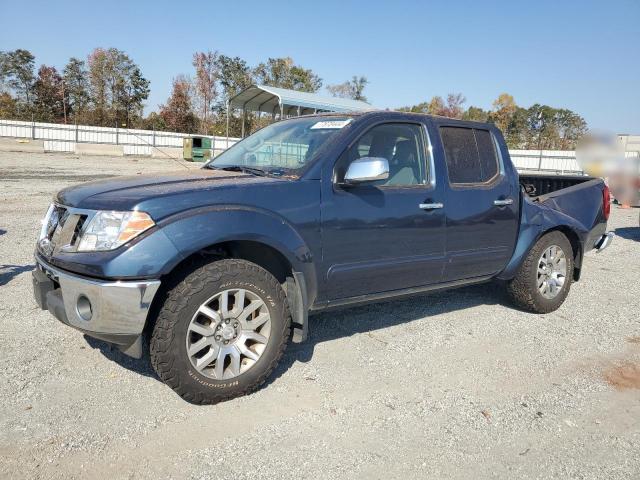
left=493, top=199, right=513, bottom=206
left=419, top=202, right=444, bottom=210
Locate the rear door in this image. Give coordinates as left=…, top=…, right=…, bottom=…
left=436, top=124, right=519, bottom=281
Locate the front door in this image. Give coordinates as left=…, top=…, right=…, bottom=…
left=437, top=125, right=519, bottom=281
left=321, top=122, right=446, bottom=300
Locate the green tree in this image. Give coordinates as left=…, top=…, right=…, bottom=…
left=462, top=106, right=490, bottom=122
left=212, top=55, right=254, bottom=137
left=139, top=111, right=166, bottom=131
left=397, top=101, right=430, bottom=113
left=87, top=48, right=109, bottom=124
left=398, top=94, right=461, bottom=117
left=254, top=57, right=322, bottom=92
left=216, top=55, right=253, bottom=101
left=503, top=106, right=529, bottom=148
left=62, top=57, right=90, bottom=123
left=87, top=47, right=149, bottom=127
left=116, top=65, right=150, bottom=127
left=0, top=49, right=35, bottom=117
left=555, top=108, right=587, bottom=150
left=327, top=76, right=369, bottom=102
left=527, top=104, right=561, bottom=150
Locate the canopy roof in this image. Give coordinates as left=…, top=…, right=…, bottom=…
left=228, top=84, right=373, bottom=116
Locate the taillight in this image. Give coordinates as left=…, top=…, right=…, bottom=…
left=602, top=184, right=611, bottom=220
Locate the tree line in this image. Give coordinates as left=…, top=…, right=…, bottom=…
left=1, top=48, right=587, bottom=148
left=0, top=48, right=366, bottom=138
left=0, top=48, right=150, bottom=129
left=399, top=93, right=587, bottom=149
left=156, top=54, right=368, bottom=137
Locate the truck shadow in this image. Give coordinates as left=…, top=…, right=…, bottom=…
left=614, top=227, right=640, bottom=242
left=267, top=282, right=506, bottom=388
left=0, top=263, right=35, bottom=287
left=83, top=335, right=158, bottom=379
left=86, top=282, right=506, bottom=388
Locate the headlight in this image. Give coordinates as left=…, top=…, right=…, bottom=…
left=77, top=210, right=155, bottom=252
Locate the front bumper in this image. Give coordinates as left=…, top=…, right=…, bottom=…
left=32, top=256, right=161, bottom=358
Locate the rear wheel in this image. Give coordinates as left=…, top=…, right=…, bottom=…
left=506, top=231, right=574, bottom=313
left=150, top=259, right=291, bottom=404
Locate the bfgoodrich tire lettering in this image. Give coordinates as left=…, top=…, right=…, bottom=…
left=506, top=231, right=574, bottom=313
left=150, top=259, right=291, bottom=404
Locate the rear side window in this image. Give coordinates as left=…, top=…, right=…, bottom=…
left=440, top=127, right=499, bottom=184
left=474, top=129, right=498, bottom=180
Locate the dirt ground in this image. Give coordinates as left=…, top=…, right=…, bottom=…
left=1, top=151, right=639, bottom=480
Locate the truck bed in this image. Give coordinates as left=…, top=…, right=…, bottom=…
left=519, top=173, right=594, bottom=198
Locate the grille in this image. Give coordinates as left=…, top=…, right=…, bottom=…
left=38, top=205, right=88, bottom=255
left=44, top=205, right=67, bottom=240
left=70, top=215, right=87, bottom=246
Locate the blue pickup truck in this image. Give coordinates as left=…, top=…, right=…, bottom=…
left=33, top=111, right=613, bottom=404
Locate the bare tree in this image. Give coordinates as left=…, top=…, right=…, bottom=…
left=327, top=76, right=369, bottom=102
left=192, top=51, right=219, bottom=133
left=442, top=93, right=466, bottom=119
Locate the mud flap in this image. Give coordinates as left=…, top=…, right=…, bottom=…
left=286, top=272, right=308, bottom=343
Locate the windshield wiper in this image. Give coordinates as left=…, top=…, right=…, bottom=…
left=211, top=165, right=268, bottom=176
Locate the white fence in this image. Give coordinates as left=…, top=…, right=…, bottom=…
left=0, top=118, right=586, bottom=172
left=0, top=119, right=239, bottom=157
left=509, top=149, right=582, bottom=173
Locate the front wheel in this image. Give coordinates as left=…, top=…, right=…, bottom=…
left=506, top=231, right=574, bottom=313
left=150, top=259, right=291, bottom=404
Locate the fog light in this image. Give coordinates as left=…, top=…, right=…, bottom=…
left=76, top=295, right=93, bottom=321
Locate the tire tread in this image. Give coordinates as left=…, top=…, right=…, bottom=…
left=150, top=259, right=290, bottom=405
left=506, top=231, right=573, bottom=314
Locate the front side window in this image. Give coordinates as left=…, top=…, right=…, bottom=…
left=208, top=116, right=353, bottom=174
left=336, top=123, right=428, bottom=186
left=440, top=127, right=500, bottom=184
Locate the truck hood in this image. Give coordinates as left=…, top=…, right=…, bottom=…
left=55, top=168, right=281, bottom=212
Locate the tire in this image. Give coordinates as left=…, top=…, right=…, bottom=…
left=506, top=231, right=574, bottom=313
left=150, top=259, right=291, bottom=404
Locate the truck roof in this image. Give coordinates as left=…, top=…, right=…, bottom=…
left=303, top=109, right=495, bottom=130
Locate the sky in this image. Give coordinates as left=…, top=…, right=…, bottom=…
left=1, top=0, right=638, bottom=133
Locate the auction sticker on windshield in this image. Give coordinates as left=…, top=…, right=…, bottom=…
left=310, top=119, right=352, bottom=129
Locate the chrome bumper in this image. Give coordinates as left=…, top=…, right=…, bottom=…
left=595, top=232, right=614, bottom=253
left=33, top=257, right=160, bottom=357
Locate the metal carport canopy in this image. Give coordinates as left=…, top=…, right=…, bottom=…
left=228, top=84, right=373, bottom=116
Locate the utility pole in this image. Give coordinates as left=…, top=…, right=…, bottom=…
left=537, top=111, right=543, bottom=171
left=61, top=80, right=68, bottom=125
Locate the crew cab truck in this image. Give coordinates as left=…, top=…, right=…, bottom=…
left=32, top=111, right=613, bottom=404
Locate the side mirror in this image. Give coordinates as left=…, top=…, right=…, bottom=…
left=343, top=157, right=389, bottom=185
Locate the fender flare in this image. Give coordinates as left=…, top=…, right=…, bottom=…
left=496, top=197, right=588, bottom=281
left=157, top=205, right=318, bottom=334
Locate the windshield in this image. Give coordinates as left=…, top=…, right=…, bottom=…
left=207, top=116, right=354, bottom=175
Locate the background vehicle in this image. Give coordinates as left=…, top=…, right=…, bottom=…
left=32, top=111, right=613, bottom=404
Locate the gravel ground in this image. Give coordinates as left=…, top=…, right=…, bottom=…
left=1, top=151, right=639, bottom=480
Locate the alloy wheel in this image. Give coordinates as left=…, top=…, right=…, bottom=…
left=537, top=245, right=567, bottom=299
left=186, top=289, right=271, bottom=380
